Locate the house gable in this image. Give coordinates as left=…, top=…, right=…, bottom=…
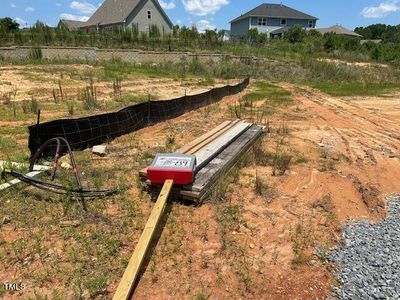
left=231, top=3, right=318, bottom=23
left=126, top=0, right=173, bottom=33
left=230, top=3, right=318, bottom=37
left=84, top=0, right=172, bottom=33
left=230, top=17, right=251, bottom=37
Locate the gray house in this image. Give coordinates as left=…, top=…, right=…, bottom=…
left=79, top=0, right=173, bottom=34
left=230, top=3, right=318, bottom=38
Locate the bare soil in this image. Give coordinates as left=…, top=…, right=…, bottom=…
left=128, top=83, right=400, bottom=299
left=1, top=66, right=399, bottom=299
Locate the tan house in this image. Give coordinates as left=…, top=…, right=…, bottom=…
left=60, top=0, right=173, bottom=34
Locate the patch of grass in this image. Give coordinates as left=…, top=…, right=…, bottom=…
left=254, top=172, right=270, bottom=197
left=67, top=100, right=74, bottom=116
left=0, top=137, right=29, bottom=162
left=117, top=93, right=149, bottom=105
left=0, top=126, right=27, bottom=136
left=244, top=82, right=292, bottom=106
left=295, top=154, right=309, bottom=164
left=84, top=275, right=107, bottom=297
left=272, top=152, right=292, bottom=176
left=98, top=60, right=184, bottom=81
left=318, top=158, right=337, bottom=172
left=198, top=76, right=215, bottom=86
left=311, top=194, right=337, bottom=221
left=291, top=221, right=313, bottom=268
left=313, top=82, right=400, bottom=97
left=252, top=138, right=292, bottom=176
left=79, top=78, right=98, bottom=111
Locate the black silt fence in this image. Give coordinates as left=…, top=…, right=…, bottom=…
left=28, top=77, right=250, bottom=157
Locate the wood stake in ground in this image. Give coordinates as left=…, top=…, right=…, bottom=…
left=113, top=179, right=174, bottom=300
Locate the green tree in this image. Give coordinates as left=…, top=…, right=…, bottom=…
left=0, top=17, right=19, bottom=32
left=323, top=32, right=340, bottom=52
left=285, top=25, right=307, bottom=43
left=247, top=28, right=259, bottom=45
left=343, top=37, right=360, bottom=51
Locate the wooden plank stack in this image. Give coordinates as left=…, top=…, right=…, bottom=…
left=140, top=120, right=265, bottom=202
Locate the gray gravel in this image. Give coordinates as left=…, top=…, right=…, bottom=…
left=328, top=195, right=400, bottom=300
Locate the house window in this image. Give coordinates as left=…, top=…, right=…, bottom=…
left=147, top=10, right=152, bottom=19
left=257, top=18, right=266, bottom=26
left=308, top=20, right=313, bottom=28
left=280, top=18, right=287, bottom=26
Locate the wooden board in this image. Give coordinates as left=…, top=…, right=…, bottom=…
left=113, top=180, right=173, bottom=300
left=178, top=120, right=232, bottom=154
left=0, top=161, right=50, bottom=192
left=194, top=122, right=251, bottom=170
left=186, top=125, right=263, bottom=195
left=185, top=120, right=241, bottom=155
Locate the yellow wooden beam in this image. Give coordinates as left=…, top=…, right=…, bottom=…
left=113, top=179, right=174, bottom=300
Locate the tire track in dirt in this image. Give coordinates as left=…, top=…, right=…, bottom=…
left=281, top=84, right=400, bottom=165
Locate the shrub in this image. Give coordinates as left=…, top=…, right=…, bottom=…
left=285, top=25, right=307, bottom=43
left=272, top=153, right=292, bottom=176
left=28, top=46, right=43, bottom=60
left=30, top=96, right=39, bottom=114
left=67, top=100, right=74, bottom=116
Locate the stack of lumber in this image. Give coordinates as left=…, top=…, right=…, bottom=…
left=140, top=120, right=264, bottom=202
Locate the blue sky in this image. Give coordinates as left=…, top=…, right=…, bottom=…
left=1, top=0, right=400, bottom=31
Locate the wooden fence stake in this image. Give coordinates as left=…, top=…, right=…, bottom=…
left=113, top=179, right=174, bottom=300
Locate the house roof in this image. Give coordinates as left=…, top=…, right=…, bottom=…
left=231, top=3, right=318, bottom=23
left=316, top=25, right=362, bottom=37
left=59, top=19, right=87, bottom=30
left=85, top=0, right=173, bottom=27
left=270, top=27, right=314, bottom=35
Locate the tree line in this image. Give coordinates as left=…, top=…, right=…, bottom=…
left=0, top=17, right=399, bottom=64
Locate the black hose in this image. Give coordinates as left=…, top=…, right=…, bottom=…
left=29, top=137, right=82, bottom=189
left=8, top=170, right=116, bottom=198
left=11, top=137, right=118, bottom=198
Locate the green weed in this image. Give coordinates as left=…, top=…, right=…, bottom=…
left=313, top=82, right=400, bottom=97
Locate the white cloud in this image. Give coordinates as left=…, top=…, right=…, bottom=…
left=70, top=1, right=97, bottom=14
left=362, top=0, right=399, bottom=18
left=10, top=3, right=16, bottom=8
left=25, top=6, right=35, bottom=12
left=59, top=13, right=89, bottom=21
left=159, top=0, right=176, bottom=9
left=196, top=19, right=216, bottom=32
left=182, top=0, right=229, bottom=16
left=15, top=17, right=28, bottom=28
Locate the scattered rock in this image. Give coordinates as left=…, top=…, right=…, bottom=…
left=92, top=145, right=107, bottom=157
left=308, top=259, right=317, bottom=266
left=329, top=195, right=400, bottom=299
left=249, top=243, right=255, bottom=249
left=2, top=215, right=11, bottom=224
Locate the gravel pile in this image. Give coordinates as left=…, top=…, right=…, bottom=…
left=329, top=195, right=400, bottom=300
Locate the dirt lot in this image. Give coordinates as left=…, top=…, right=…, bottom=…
left=1, top=64, right=400, bottom=299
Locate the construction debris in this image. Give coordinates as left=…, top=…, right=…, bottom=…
left=5, top=138, right=116, bottom=198
left=2, top=216, right=11, bottom=225
left=0, top=161, right=50, bottom=193
left=140, top=120, right=265, bottom=202
left=92, top=145, right=107, bottom=157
